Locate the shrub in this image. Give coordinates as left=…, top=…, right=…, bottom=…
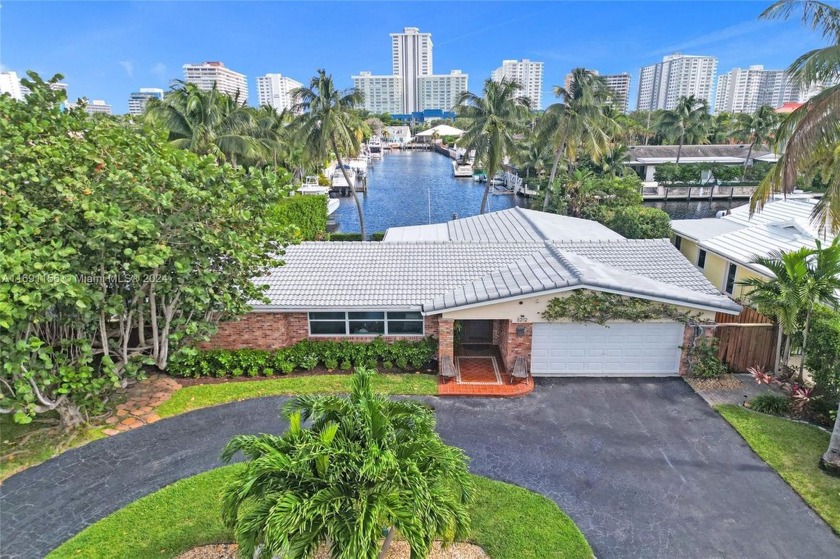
left=270, top=195, right=327, bottom=241
left=328, top=232, right=385, bottom=241
left=686, top=336, right=728, bottom=378
left=748, top=393, right=790, bottom=416
left=804, top=306, right=840, bottom=399
left=606, top=206, right=672, bottom=239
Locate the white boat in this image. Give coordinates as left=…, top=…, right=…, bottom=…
left=489, top=172, right=506, bottom=186
left=368, top=136, right=383, bottom=158
left=452, top=160, right=473, bottom=178
left=348, top=157, right=368, bottom=179
left=331, top=166, right=356, bottom=189
left=297, top=178, right=339, bottom=216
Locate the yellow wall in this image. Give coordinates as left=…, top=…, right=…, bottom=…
left=734, top=267, right=768, bottom=300
left=676, top=237, right=700, bottom=266
left=703, top=252, right=729, bottom=293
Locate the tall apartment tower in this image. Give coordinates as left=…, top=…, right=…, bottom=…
left=491, top=59, right=543, bottom=109
left=256, top=73, right=304, bottom=113
left=391, top=27, right=433, bottom=113
left=563, top=69, right=631, bottom=113
left=128, top=88, right=165, bottom=116
left=183, top=61, right=248, bottom=103
left=353, top=27, right=467, bottom=114
left=84, top=100, right=112, bottom=115
left=715, top=65, right=802, bottom=113
left=636, top=54, right=718, bottom=111
left=0, top=71, right=25, bottom=100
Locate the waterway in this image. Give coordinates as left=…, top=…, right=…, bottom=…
left=330, top=151, right=747, bottom=233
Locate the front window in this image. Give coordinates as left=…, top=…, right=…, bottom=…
left=698, top=250, right=707, bottom=269
left=724, top=263, right=737, bottom=295
left=674, top=235, right=682, bottom=250
left=308, top=311, right=424, bottom=336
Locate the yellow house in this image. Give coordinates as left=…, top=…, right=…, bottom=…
left=671, top=197, right=836, bottom=301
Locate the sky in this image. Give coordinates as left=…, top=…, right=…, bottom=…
left=0, top=1, right=832, bottom=113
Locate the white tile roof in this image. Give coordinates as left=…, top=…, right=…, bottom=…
left=670, top=219, right=745, bottom=242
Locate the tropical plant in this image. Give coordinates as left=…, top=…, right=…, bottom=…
left=797, top=238, right=840, bottom=380
left=654, top=95, right=710, bottom=163
left=749, top=393, right=791, bottom=415
left=752, top=0, right=840, bottom=233
left=539, top=68, right=616, bottom=210
left=734, top=105, right=780, bottom=180
left=805, top=305, right=840, bottom=398
left=456, top=78, right=531, bottom=213
left=293, top=69, right=367, bottom=238
left=221, top=368, right=474, bottom=558
left=145, top=81, right=271, bottom=167
left=685, top=337, right=728, bottom=379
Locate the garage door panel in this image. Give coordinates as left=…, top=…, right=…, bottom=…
left=531, top=322, right=683, bottom=377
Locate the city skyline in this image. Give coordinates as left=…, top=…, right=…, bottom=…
left=1, top=1, right=829, bottom=113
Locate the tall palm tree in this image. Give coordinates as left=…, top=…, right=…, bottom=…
left=734, top=105, right=780, bottom=180
left=145, top=81, right=266, bottom=167
left=752, top=0, right=840, bottom=233
left=798, top=238, right=840, bottom=379
left=539, top=68, right=615, bottom=210
left=456, top=78, right=531, bottom=214
left=293, top=70, right=367, bottom=238
left=655, top=95, right=710, bottom=164
left=740, top=247, right=812, bottom=373
left=221, top=368, right=474, bottom=559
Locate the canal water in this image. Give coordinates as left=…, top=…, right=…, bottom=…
left=329, top=151, right=747, bottom=233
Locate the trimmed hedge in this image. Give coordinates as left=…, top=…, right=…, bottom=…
left=272, top=195, right=327, bottom=241
left=171, top=337, right=438, bottom=378
left=607, top=205, right=672, bottom=239
left=328, top=232, right=386, bottom=241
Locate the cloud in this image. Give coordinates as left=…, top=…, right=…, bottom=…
left=119, top=60, right=134, bottom=78
left=651, top=19, right=781, bottom=56
left=150, top=62, right=167, bottom=81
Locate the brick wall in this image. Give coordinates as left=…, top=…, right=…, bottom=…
left=202, top=312, right=442, bottom=351
left=437, top=318, right=454, bottom=363
left=679, top=323, right=716, bottom=376
left=501, top=321, right=533, bottom=372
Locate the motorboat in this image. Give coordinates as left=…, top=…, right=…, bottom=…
left=452, top=160, right=473, bottom=178
left=368, top=136, right=383, bottom=158
left=331, top=165, right=356, bottom=189
left=297, top=178, right=339, bottom=216
left=473, top=172, right=487, bottom=183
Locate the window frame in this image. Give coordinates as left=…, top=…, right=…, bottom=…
left=307, top=310, right=425, bottom=337
left=697, top=249, right=707, bottom=269
left=724, top=262, right=737, bottom=295
left=674, top=235, right=682, bottom=250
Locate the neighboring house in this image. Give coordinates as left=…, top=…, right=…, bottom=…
left=624, top=144, right=778, bottom=183
left=671, top=197, right=837, bottom=300
left=205, top=208, right=740, bottom=377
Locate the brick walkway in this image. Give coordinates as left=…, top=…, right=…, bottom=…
left=684, top=373, right=783, bottom=407
left=102, top=374, right=181, bottom=436
left=438, top=353, right=533, bottom=397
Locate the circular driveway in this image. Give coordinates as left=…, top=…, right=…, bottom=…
left=1, top=378, right=838, bottom=558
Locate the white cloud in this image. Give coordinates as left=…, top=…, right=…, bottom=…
left=119, top=60, right=134, bottom=78
left=651, top=19, right=782, bottom=57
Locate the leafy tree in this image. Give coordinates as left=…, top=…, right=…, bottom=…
left=1, top=73, right=293, bottom=428
left=293, top=70, right=367, bottom=238
left=752, top=0, right=840, bottom=233
left=221, top=368, right=473, bottom=559
left=805, top=306, right=840, bottom=399
left=654, top=95, right=710, bottom=163
left=734, top=105, right=780, bottom=180
left=607, top=206, right=672, bottom=239
left=539, top=68, right=615, bottom=210
left=456, top=78, right=531, bottom=213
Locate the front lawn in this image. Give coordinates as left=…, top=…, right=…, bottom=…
left=157, top=373, right=438, bottom=417
left=717, top=405, right=840, bottom=533
left=48, top=466, right=592, bottom=559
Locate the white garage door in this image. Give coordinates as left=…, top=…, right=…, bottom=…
left=530, top=322, right=684, bottom=376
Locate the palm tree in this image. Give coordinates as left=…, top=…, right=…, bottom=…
left=456, top=78, right=531, bottom=214
left=221, top=368, right=474, bottom=559
left=655, top=95, right=710, bottom=164
left=539, top=68, right=615, bottom=211
left=734, top=105, right=780, bottom=180
left=752, top=0, right=840, bottom=233
left=798, top=238, right=840, bottom=379
left=589, top=144, right=631, bottom=178
left=293, top=70, right=367, bottom=238
left=740, top=247, right=812, bottom=374
left=145, top=81, right=266, bottom=167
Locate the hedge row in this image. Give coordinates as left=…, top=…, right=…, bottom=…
left=328, top=232, right=386, bottom=241
left=272, top=195, right=328, bottom=241
left=170, top=337, right=438, bottom=378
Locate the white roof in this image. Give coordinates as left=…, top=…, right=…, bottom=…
left=632, top=156, right=746, bottom=164
left=415, top=124, right=465, bottom=137
left=671, top=219, right=746, bottom=242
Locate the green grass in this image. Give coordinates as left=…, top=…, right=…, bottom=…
left=717, top=405, right=840, bottom=533
left=48, top=467, right=592, bottom=559
left=157, top=373, right=438, bottom=418
left=0, top=414, right=105, bottom=481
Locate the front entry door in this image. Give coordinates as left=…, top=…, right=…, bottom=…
left=461, top=320, right=494, bottom=344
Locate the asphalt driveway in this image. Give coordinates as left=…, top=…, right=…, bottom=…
left=1, top=378, right=838, bottom=558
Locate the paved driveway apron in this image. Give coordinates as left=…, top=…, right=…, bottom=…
left=1, top=378, right=838, bottom=558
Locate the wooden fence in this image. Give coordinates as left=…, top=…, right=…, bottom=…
left=714, top=308, right=777, bottom=372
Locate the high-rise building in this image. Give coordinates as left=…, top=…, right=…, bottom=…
left=84, top=100, right=112, bottom=115
left=563, top=69, right=632, bottom=113
left=127, top=88, right=165, bottom=116
left=354, top=27, right=467, bottom=114
left=714, top=66, right=800, bottom=113
left=636, top=54, right=718, bottom=111
left=0, top=71, right=24, bottom=100
left=183, top=61, right=248, bottom=103
left=352, top=72, right=404, bottom=114
left=491, top=59, right=543, bottom=109
left=256, top=73, right=304, bottom=113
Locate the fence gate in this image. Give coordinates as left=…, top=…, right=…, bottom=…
left=714, top=309, right=777, bottom=373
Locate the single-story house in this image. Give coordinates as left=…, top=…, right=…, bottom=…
left=624, top=144, right=778, bottom=182
left=671, top=197, right=837, bottom=300
left=206, top=208, right=741, bottom=377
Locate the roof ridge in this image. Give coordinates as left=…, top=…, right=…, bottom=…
left=545, top=243, right=584, bottom=280
left=512, top=206, right=548, bottom=239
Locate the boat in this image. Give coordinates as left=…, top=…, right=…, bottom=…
left=348, top=157, right=368, bottom=180
left=452, top=160, right=473, bottom=178
left=368, top=136, right=383, bottom=158
left=489, top=172, right=506, bottom=186
left=297, top=177, right=339, bottom=216
left=473, top=172, right=487, bottom=183
left=331, top=165, right=356, bottom=189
